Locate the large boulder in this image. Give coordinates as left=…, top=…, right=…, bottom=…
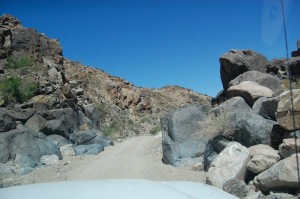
left=7, top=108, right=36, bottom=123
left=254, top=154, right=300, bottom=192
left=14, top=154, right=36, bottom=168
left=0, top=108, right=16, bottom=133
left=247, top=144, right=281, bottom=174
left=220, top=49, right=270, bottom=91
left=161, top=105, right=208, bottom=166
left=206, top=142, right=251, bottom=189
left=0, top=129, right=23, bottom=163
left=10, top=130, right=62, bottom=164
left=276, top=89, right=300, bottom=131
left=41, top=119, right=70, bottom=138
left=252, top=96, right=279, bottom=120
left=227, top=81, right=274, bottom=107
left=24, top=113, right=47, bottom=132
left=209, top=96, right=252, bottom=116
left=229, top=71, right=283, bottom=96
left=231, top=112, right=278, bottom=147
left=247, top=155, right=279, bottom=174
left=38, top=108, right=80, bottom=136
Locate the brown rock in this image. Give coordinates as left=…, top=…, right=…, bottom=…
left=227, top=81, right=274, bottom=106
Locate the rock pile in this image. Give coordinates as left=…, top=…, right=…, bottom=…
left=162, top=42, right=300, bottom=198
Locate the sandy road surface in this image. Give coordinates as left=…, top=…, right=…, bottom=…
left=3, top=135, right=206, bottom=187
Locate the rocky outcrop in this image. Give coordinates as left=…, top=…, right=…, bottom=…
left=206, top=142, right=250, bottom=189
left=220, top=49, right=270, bottom=91
left=161, top=105, right=209, bottom=166
left=276, top=89, right=300, bottom=131
left=227, top=81, right=274, bottom=107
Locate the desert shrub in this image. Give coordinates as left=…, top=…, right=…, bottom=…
left=282, top=77, right=300, bottom=90
left=0, top=76, right=38, bottom=105
left=102, top=121, right=119, bottom=137
left=95, top=103, right=109, bottom=119
left=5, top=54, right=33, bottom=69
left=150, top=126, right=161, bottom=135
left=204, top=109, right=235, bottom=139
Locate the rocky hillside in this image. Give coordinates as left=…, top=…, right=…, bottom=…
left=161, top=40, right=300, bottom=198
left=0, top=13, right=211, bottom=139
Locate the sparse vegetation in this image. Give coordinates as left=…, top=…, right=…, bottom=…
left=96, top=103, right=109, bottom=119
left=205, top=109, right=235, bottom=139
left=5, top=54, right=33, bottom=69
left=282, top=78, right=300, bottom=90
left=150, top=126, right=161, bottom=135
left=0, top=76, right=38, bottom=105
left=102, top=121, right=119, bottom=137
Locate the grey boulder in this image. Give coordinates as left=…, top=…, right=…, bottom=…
left=252, top=96, right=279, bottom=120
left=231, top=112, right=277, bottom=147
left=161, top=105, right=208, bottom=166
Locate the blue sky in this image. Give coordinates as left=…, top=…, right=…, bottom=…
left=1, top=0, right=299, bottom=97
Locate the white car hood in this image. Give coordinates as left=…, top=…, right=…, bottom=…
left=0, top=179, right=238, bottom=199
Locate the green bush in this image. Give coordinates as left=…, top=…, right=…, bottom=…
left=5, top=54, right=33, bottom=69
left=0, top=76, right=38, bottom=105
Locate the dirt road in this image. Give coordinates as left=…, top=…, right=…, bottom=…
left=3, top=135, right=206, bottom=187
left=70, top=135, right=206, bottom=181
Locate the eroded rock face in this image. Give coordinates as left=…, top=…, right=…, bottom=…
left=227, top=81, right=274, bottom=107
left=161, top=105, right=208, bottom=166
left=276, top=89, right=300, bottom=131
left=220, top=49, right=270, bottom=91
left=254, top=154, right=300, bottom=192
left=206, top=142, right=251, bottom=189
